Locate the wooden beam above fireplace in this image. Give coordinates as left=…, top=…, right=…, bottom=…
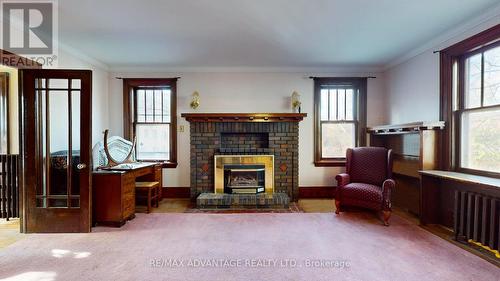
left=181, top=113, right=307, bottom=123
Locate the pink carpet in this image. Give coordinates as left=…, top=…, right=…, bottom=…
left=0, top=213, right=498, bottom=281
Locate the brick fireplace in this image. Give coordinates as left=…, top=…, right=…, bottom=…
left=181, top=113, right=306, bottom=202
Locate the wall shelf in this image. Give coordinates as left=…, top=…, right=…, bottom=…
left=367, top=121, right=445, bottom=135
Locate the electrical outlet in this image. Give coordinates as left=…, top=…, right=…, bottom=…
left=179, top=125, right=185, bottom=132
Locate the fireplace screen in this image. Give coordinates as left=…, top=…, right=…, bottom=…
left=224, top=164, right=265, bottom=194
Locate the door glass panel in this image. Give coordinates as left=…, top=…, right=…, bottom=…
left=36, top=88, right=47, bottom=207
left=35, top=78, right=81, bottom=208
left=71, top=90, right=81, bottom=207
left=35, top=78, right=46, bottom=88
left=71, top=79, right=81, bottom=90
left=49, top=79, right=68, bottom=89
left=49, top=90, right=69, bottom=207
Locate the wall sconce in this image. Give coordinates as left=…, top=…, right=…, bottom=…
left=190, top=91, right=200, bottom=109
left=291, top=91, right=301, bottom=113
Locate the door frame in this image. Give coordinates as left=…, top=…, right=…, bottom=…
left=0, top=49, right=41, bottom=232
left=19, top=69, right=92, bottom=233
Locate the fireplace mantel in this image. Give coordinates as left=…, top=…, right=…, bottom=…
left=181, top=113, right=307, bottom=123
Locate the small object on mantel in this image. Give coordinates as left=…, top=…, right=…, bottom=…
left=181, top=113, right=307, bottom=123
left=367, top=121, right=445, bottom=135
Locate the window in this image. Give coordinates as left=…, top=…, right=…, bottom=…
left=123, top=78, right=177, bottom=167
left=441, top=24, right=500, bottom=178
left=135, top=87, right=171, bottom=160
left=456, top=44, right=500, bottom=174
left=314, top=78, right=367, bottom=166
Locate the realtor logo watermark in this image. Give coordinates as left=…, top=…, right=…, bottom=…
left=0, top=0, right=58, bottom=67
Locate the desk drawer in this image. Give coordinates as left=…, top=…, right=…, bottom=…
left=123, top=194, right=135, bottom=217
left=134, top=167, right=151, bottom=178
left=123, top=174, right=135, bottom=195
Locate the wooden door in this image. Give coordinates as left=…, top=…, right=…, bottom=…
left=20, top=69, right=92, bottom=233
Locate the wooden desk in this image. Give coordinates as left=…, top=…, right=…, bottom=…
left=92, top=163, right=162, bottom=227
left=419, top=170, right=500, bottom=227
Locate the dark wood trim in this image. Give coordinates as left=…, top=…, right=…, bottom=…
left=313, top=160, right=346, bottom=167
left=136, top=161, right=178, bottom=168
left=161, top=187, right=190, bottom=198
left=440, top=23, right=500, bottom=178
left=313, top=77, right=367, bottom=167
left=299, top=186, right=336, bottom=198
left=181, top=113, right=307, bottom=123
left=122, top=78, right=178, bottom=167
left=161, top=162, right=178, bottom=168
left=122, top=80, right=132, bottom=140
left=440, top=24, right=500, bottom=56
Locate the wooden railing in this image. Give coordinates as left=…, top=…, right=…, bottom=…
left=0, top=154, right=19, bottom=220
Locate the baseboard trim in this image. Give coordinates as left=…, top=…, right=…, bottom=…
left=162, top=187, right=190, bottom=198
left=299, top=186, right=336, bottom=199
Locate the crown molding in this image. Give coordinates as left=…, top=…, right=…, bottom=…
left=109, top=65, right=384, bottom=75
left=58, top=42, right=110, bottom=71
left=384, top=2, right=500, bottom=71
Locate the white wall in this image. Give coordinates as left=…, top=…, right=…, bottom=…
left=108, top=71, right=386, bottom=187
left=384, top=13, right=500, bottom=123
left=385, top=51, right=439, bottom=124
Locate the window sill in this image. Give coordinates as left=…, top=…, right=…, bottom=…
left=314, top=160, right=346, bottom=167
left=419, top=170, right=500, bottom=188
left=455, top=167, right=500, bottom=180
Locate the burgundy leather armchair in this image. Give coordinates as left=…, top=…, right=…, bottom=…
left=335, top=147, right=395, bottom=226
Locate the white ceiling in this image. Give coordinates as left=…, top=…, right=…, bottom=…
left=58, top=0, right=500, bottom=69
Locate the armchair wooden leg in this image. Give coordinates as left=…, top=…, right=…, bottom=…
left=334, top=200, right=341, bottom=214
left=382, top=210, right=391, bottom=226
